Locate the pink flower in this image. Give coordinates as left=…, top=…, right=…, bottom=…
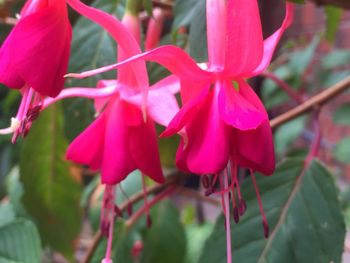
left=0, top=0, right=72, bottom=141
left=43, top=1, right=180, bottom=261
left=67, top=1, right=293, bottom=261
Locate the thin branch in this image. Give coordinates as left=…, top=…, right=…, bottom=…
left=261, top=71, right=304, bottom=104
left=81, top=175, right=181, bottom=263
left=270, top=75, right=350, bottom=128
left=0, top=17, right=17, bottom=25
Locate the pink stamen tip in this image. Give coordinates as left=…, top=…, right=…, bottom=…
left=263, top=220, right=269, bottom=239
left=202, top=174, right=210, bottom=189
left=146, top=215, right=152, bottom=228
left=238, top=199, right=247, bottom=216
left=127, top=203, right=133, bottom=216
left=205, top=188, right=214, bottom=196
left=232, top=206, right=239, bottom=224
left=114, top=205, right=123, bottom=217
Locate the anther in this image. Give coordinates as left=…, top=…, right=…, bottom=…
left=146, top=215, right=152, bottom=228
left=263, top=220, right=269, bottom=238
left=114, top=205, right=122, bottom=217
left=238, top=199, right=247, bottom=216
left=202, top=175, right=210, bottom=189
left=232, top=207, right=239, bottom=224
left=127, top=203, right=133, bottom=216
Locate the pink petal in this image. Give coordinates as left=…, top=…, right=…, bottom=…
left=206, top=0, right=227, bottom=70
left=225, top=0, right=264, bottom=76
left=66, top=46, right=211, bottom=82
left=126, top=76, right=180, bottom=127
left=95, top=80, right=119, bottom=113
left=0, top=2, right=71, bottom=97
left=161, top=82, right=210, bottom=137
left=101, top=99, right=136, bottom=184
left=66, top=113, right=106, bottom=171
left=233, top=120, right=275, bottom=175
left=176, top=85, right=230, bottom=174
left=218, top=80, right=266, bottom=130
left=252, top=3, right=294, bottom=75
left=0, top=33, right=25, bottom=89
left=66, top=0, right=149, bottom=107
left=129, top=118, right=164, bottom=183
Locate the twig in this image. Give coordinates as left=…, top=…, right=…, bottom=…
left=177, top=187, right=220, bottom=206
left=81, top=175, right=181, bottom=263
left=270, top=75, right=350, bottom=128
left=261, top=71, right=304, bottom=104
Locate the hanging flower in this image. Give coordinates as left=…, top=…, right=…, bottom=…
left=43, top=1, right=180, bottom=261
left=0, top=0, right=72, bottom=141
left=66, top=1, right=293, bottom=262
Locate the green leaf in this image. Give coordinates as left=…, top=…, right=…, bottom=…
left=185, top=224, right=213, bottom=263
left=20, top=104, right=82, bottom=257
left=141, top=201, right=187, bottom=263
left=172, top=0, right=207, bottom=62
left=198, top=159, right=345, bottom=263
left=325, top=7, right=342, bottom=43
left=5, top=167, right=25, bottom=216
left=321, top=50, right=350, bottom=69
left=64, top=0, right=124, bottom=140
left=333, top=103, right=350, bottom=126
left=333, top=137, right=350, bottom=164
left=0, top=203, right=15, bottom=227
left=0, top=219, right=42, bottom=263
left=274, top=116, right=305, bottom=156
left=289, top=36, right=320, bottom=75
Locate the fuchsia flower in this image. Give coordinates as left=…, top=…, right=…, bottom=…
left=0, top=0, right=72, bottom=141
left=43, top=0, right=179, bottom=261
left=68, top=1, right=293, bottom=261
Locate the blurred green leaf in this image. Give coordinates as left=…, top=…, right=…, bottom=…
left=334, top=103, right=350, bottom=125
left=185, top=224, right=213, bottom=263
left=198, top=159, right=345, bottom=263
left=0, top=219, right=42, bottom=263
left=286, top=0, right=305, bottom=3
left=5, top=167, right=25, bottom=216
left=0, top=203, right=15, bottom=227
left=325, top=6, right=342, bottom=43
left=333, top=137, right=350, bottom=164
left=274, top=116, right=305, bottom=156
left=322, top=50, right=350, bottom=69
left=20, top=104, right=82, bottom=257
left=141, top=201, right=187, bottom=263
left=173, top=0, right=207, bottom=62
left=289, top=36, right=320, bottom=75
left=64, top=0, right=124, bottom=140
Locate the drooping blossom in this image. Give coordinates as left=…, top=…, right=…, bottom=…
left=43, top=1, right=180, bottom=261
left=0, top=0, right=72, bottom=141
left=67, top=1, right=293, bottom=261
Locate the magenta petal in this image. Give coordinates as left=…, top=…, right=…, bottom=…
left=252, top=3, right=294, bottom=75
left=206, top=0, right=227, bottom=70
left=101, top=99, right=136, bottom=184
left=4, top=3, right=71, bottom=97
left=66, top=113, right=106, bottom=171
left=126, top=76, right=180, bottom=127
left=225, top=0, right=264, bottom=76
left=177, top=86, right=230, bottom=174
left=218, top=80, right=266, bottom=130
left=129, top=118, right=164, bottom=183
left=161, top=83, right=210, bottom=137
left=234, top=120, right=275, bottom=175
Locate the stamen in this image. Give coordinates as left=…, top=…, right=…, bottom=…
left=221, top=168, right=232, bottom=263
left=141, top=173, right=151, bottom=228
left=250, top=170, right=269, bottom=238
left=201, top=174, right=211, bottom=189
left=101, top=185, right=116, bottom=263
left=119, top=185, right=132, bottom=216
